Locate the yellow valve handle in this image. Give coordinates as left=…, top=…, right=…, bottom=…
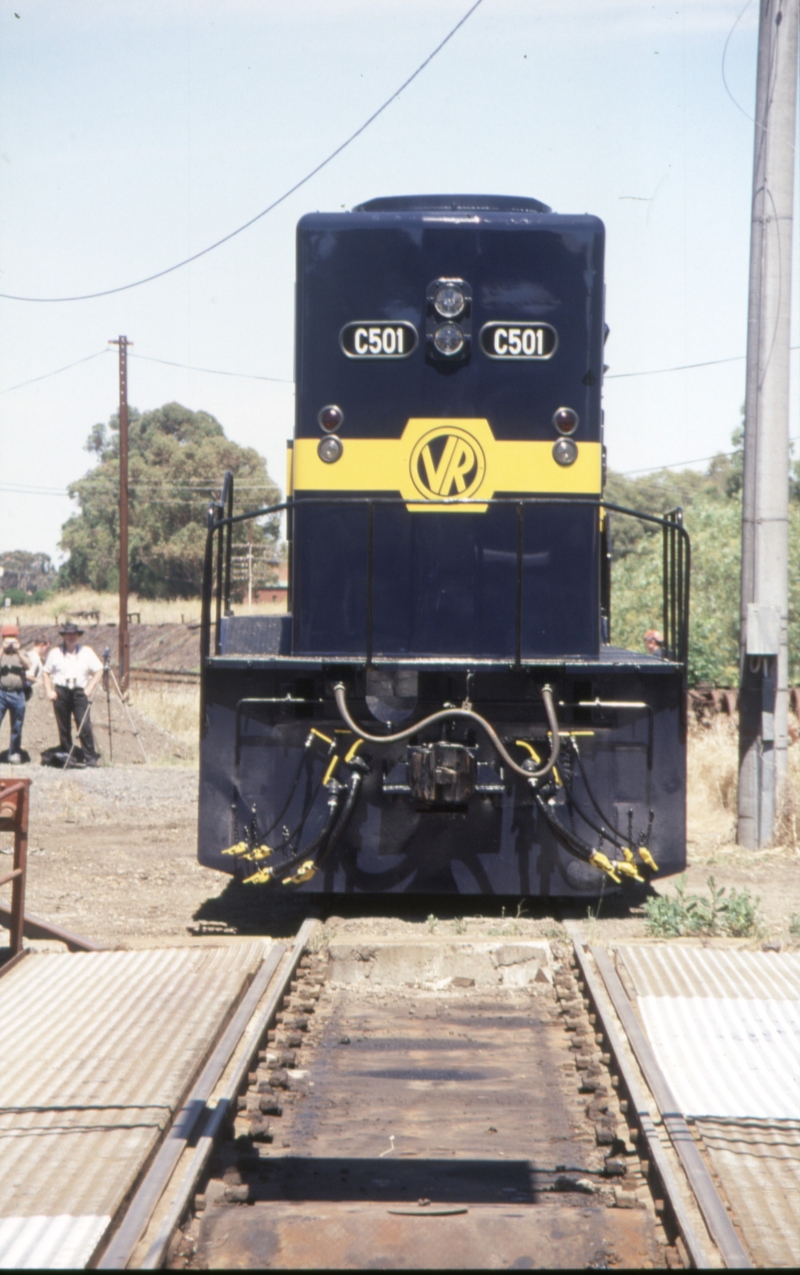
left=515, top=739, right=562, bottom=786
left=590, top=851, right=622, bottom=883
left=322, top=754, right=340, bottom=785
left=615, top=859, right=644, bottom=882
left=310, top=728, right=334, bottom=746
left=638, top=846, right=658, bottom=872
left=345, top=738, right=364, bottom=763
left=282, top=858, right=317, bottom=886
left=244, top=865, right=274, bottom=885
left=221, top=842, right=248, bottom=857
left=246, top=845, right=273, bottom=861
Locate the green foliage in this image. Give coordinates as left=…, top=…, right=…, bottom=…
left=643, top=875, right=762, bottom=938
left=1, top=587, right=52, bottom=605
left=0, top=549, right=56, bottom=595
left=789, top=913, right=800, bottom=938
left=59, top=403, right=280, bottom=599
left=607, top=428, right=800, bottom=685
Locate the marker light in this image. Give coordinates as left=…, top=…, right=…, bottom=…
left=433, top=322, right=465, bottom=357
left=552, top=438, right=578, bottom=467
left=552, top=407, right=579, bottom=435
left=434, top=283, right=466, bottom=319
left=318, top=404, right=344, bottom=432
left=318, top=436, right=343, bottom=463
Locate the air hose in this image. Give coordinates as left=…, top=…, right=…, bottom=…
left=264, top=781, right=345, bottom=882
left=333, top=682, right=560, bottom=781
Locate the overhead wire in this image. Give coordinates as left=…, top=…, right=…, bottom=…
left=0, top=0, right=486, bottom=304
left=606, top=343, right=798, bottom=379
left=129, top=353, right=292, bottom=383
left=0, top=348, right=110, bottom=395
left=721, top=0, right=755, bottom=123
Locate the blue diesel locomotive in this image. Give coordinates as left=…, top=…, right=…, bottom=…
left=198, top=195, right=689, bottom=896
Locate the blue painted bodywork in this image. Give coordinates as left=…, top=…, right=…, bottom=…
left=197, top=197, right=687, bottom=897
left=292, top=200, right=605, bottom=659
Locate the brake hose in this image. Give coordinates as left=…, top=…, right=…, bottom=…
left=333, top=681, right=560, bottom=781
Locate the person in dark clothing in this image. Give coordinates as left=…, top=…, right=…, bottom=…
left=0, top=623, right=31, bottom=763
left=42, top=622, right=103, bottom=765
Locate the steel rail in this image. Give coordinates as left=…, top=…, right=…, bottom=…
left=129, top=918, right=319, bottom=1270
left=566, top=929, right=713, bottom=1268
left=568, top=928, right=752, bottom=1268
left=97, top=938, right=288, bottom=1268
left=587, top=944, right=751, bottom=1268
left=0, top=903, right=103, bottom=952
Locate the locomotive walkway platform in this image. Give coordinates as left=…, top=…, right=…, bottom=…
left=0, top=941, right=280, bottom=1269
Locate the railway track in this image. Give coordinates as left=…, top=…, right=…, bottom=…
left=92, top=922, right=763, bottom=1271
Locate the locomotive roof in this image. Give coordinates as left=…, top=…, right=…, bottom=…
left=353, top=194, right=552, bottom=214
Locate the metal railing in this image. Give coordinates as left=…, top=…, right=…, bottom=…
left=200, top=474, right=690, bottom=669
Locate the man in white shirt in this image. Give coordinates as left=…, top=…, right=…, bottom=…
left=24, top=636, right=50, bottom=692
left=43, top=623, right=103, bottom=766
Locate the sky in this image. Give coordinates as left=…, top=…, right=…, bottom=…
left=0, top=0, right=798, bottom=564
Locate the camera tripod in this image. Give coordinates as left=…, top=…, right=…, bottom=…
left=64, top=649, right=149, bottom=768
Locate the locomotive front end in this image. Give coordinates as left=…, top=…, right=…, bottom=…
left=198, top=195, right=689, bottom=896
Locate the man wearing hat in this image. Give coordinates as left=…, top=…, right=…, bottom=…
left=0, top=623, right=31, bottom=763
left=43, top=622, right=103, bottom=765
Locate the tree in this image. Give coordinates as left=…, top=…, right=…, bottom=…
left=0, top=550, right=56, bottom=598
left=59, top=402, right=280, bottom=598
left=607, top=427, right=800, bottom=686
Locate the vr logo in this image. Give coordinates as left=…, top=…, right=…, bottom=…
left=410, top=427, right=486, bottom=501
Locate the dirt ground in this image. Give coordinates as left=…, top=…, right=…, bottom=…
left=2, top=691, right=799, bottom=952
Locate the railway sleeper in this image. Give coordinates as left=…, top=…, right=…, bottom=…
left=176, top=943, right=683, bottom=1271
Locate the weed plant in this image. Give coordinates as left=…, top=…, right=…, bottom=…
left=643, top=874, right=762, bottom=938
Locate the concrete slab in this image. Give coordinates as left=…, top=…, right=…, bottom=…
left=326, top=938, right=553, bottom=989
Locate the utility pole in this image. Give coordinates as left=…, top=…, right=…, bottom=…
left=738, top=0, right=799, bottom=848
left=109, top=336, right=133, bottom=694
left=247, top=523, right=253, bottom=610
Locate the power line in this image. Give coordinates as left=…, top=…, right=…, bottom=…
left=619, top=435, right=799, bottom=477
left=129, top=353, right=292, bottom=383
left=606, top=353, right=746, bottom=379
left=720, top=0, right=755, bottom=124
left=606, top=345, right=799, bottom=379
left=0, top=0, right=486, bottom=304
left=0, top=348, right=110, bottom=395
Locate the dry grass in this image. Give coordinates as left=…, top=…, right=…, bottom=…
left=128, top=683, right=200, bottom=760
left=687, top=716, right=739, bottom=845
left=688, top=713, right=800, bottom=851
left=9, top=588, right=286, bottom=628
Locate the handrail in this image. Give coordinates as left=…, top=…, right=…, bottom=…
left=200, top=493, right=691, bottom=672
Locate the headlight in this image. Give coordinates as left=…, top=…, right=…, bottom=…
left=552, top=438, right=578, bottom=467
left=318, top=436, right=343, bottom=463
left=433, top=322, right=465, bottom=357
left=434, top=283, right=466, bottom=319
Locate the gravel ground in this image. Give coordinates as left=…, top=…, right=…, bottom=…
left=2, top=706, right=799, bottom=952
left=2, top=758, right=797, bottom=953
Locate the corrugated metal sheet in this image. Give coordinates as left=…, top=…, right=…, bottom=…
left=617, top=944, right=800, bottom=1001
left=694, top=1119, right=800, bottom=1269
left=0, top=1216, right=109, bottom=1271
left=616, top=944, right=800, bottom=1268
left=617, top=946, right=800, bottom=1118
left=0, top=943, right=269, bottom=1269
